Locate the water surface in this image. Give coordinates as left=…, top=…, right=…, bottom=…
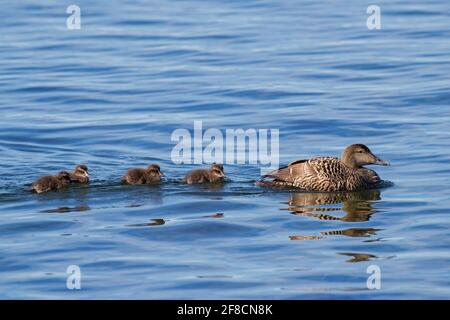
left=0, top=0, right=449, bottom=299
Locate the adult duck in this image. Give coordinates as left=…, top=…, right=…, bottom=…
left=260, top=144, right=389, bottom=192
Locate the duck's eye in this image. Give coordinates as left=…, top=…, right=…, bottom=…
left=358, top=150, right=363, bottom=153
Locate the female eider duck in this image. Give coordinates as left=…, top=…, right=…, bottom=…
left=260, top=144, right=389, bottom=192
left=69, top=165, right=89, bottom=183
left=31, top=171, right=71, bottom=193
left=122, top=164, right=164, bottom=185
left=183, top=163, right=225, bottom=184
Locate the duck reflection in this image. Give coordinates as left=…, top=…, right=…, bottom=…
left=40, top=205, right=90, bottom=213
left=338, top=252, right=377, bottom=263
left=285, top=189, right=381, bottom=222
left=188, top=182, right=226, bottom=192
left=321, top=228, right=380, bottom=237
left=289, top=235, right=324, bottom=240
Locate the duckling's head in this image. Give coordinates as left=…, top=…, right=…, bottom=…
left=74, top=165, right=89, bottom=179
left=147, top=164, right=164, bottom=177
left=210, top=163, right=225, bottom=178
left=56, top=171, right=71, bottom=182
left=341, top=144, right=389, bottom=169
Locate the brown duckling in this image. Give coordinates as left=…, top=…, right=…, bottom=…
left=183, top=163, right=225, bottom=184
left=69, top=165, right=89, bottom=183
left=122, top=164, right=164, bottom=185
left=260, top=144, right=389, bottom=192
left=31, top=171, right=71, bottom=194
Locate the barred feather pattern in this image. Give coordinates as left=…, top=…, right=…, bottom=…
left=321, top=228, right=379, bottom=237
left=293, top=212, right=341, bottom=221
left=268, top=157, right=381, bottom=192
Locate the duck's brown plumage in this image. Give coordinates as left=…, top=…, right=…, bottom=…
left=122, top=164, right=164, bottom=185
left=32, top=171, right=71, bottom=193
left=183, top=163, right=225, bottom=184
left=261, top=144, right=389, bottom=192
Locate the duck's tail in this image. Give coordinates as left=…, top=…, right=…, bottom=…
left=260, top=165, right=288, bottom=180
left=255, top=180, right=277, bottom=188
left=260, top=164, right=298, bottom=186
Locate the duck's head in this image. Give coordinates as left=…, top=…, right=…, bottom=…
left=341, top=144, right=389, bottom=169
left=74, top=165, right=89, bottom=179
left=147, top=164, right=164, bottom=177
left=210, top=163, right=225, bottom=179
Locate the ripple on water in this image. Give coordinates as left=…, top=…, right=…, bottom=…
left=1, top=0, right=449, bottom=299
left=0, top=220, right=77, bottom=237
left=123, top=220, right=264, bottom=242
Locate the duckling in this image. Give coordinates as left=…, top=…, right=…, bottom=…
left=122, top=164, right=164, bottom=185
left=260, top=144, right=389, bottom=192
left=183, top=163, right=225, bottom=184
left=31, top=171, right=71, bottom=194
left=69, top=165, right=89, bottom=183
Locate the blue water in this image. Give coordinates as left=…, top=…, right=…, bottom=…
left=1, top=0, right=449, bottom=299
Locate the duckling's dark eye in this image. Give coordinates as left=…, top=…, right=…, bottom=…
left=358, top=150, right=363, bottom=153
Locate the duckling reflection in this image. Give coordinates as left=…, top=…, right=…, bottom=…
left=127, top=219, right=165, bottom=227
left=285, top=189, right=381, bottom=222
left=181, top=181, right=226, bottom=193
left=204, top=213, right=224, bottom=218
left=40, top=205, right=90, bottom=213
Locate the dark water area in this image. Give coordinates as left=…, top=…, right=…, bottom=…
left=0, top=0, right=449, bottom=299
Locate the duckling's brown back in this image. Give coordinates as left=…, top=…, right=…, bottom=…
left=123, top=168, right=147, bottom=184
left=183, top=169, right=210, bottom=184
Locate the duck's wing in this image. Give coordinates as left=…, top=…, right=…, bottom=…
left=262, top=157, right=343, bottom=184
left=305, top=157, right=344, bottom=178
left=262, top=159, right=311, bottom=184
left=287, top=159, right=308, bottom=167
